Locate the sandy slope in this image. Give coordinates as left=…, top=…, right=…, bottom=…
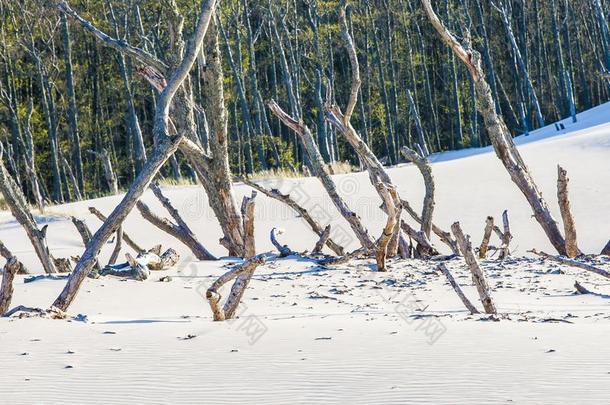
left=1, top=104, right=610, bottom=404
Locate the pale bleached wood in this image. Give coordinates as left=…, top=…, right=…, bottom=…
left=437, top=263, right=480, bottom=315
left=312, top=225, right=332, bottom=255
left=270, top=228, right=294, bottom=257
left=400, top=146, right=435, bottom=239
left=0, top=241, right=29, bottom=274
left=70, top=216, right=101, bottom=278
left=52, top=0, right=218, bottom=311
left=241, top=191, right=257, bottom=258
left=479, top=216, right=494, bottom=259
left=88, top=207, right=145, bottom=254
left=451, top=222, right=497, bottom=314
left=241, top=178, right=344, bottom=255
left=557, top=166, right=580, bottom=258
left=268, top=100, right=375, bottom=250
left=0, top=257, right=23, bottom=315
left=375, top=183, right=400, bottom=272
left=206, top=255, right=266, bottom=321
left=421, top=0, right=567, bottom=256
left=530, top=249, right=610, bottom=279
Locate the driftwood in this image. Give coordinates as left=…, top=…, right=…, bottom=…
left=421, top=0, right=567, bottom=256
left=0, top=146, right=56, bottom=274
left=451, top=222, right=497, bottom=314
left=88, top=207, right=145, bottom=254
left=375, top=183, right=401, bottom=272
left=437, top=263, right=480, bottom=315
left=101, top=247, right=179, bottom=281
left=0, top=257, right=24, bottom=315
left=52, top=0, right=218, bottom=311
left=206, top=254, right=266, bottom=321
left=318, top=247, right=371, bottom=266
left=530, top=249, right=610, bottom=280
left=312, top=225, right=332, bottom=255
left=240, top=191, right=257, bottom=258
left=573, top=281, right=609, bottom=298
left=241, top=178, right=344, bottom=255
left=108, top=226, right=123, bottom=265
left=0, top=241, right=29, bottom=274
left=53, top=257, right=73, bottom=273
left=270, top=228, right=294, bottom=257
left=268, top=100, right=375, bottom=250
left=479, top=216, right=494, bottom=259
left=557, top=166, right=580, bottom=258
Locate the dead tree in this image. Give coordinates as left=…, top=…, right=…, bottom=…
left=437, top=263, right=480, bottom=315
left=108, top=226, right=123, bottom=265
left=451, top=222, right=497, bottom=314
left=86, top=149, right=118, bottom=195
left=325, top=1, right=408, bottom=256
left=530, top=249, right=610, bottom=279
left=52, top=0, right=218, bottom=311
left=376, top=183, right=400, bottom=272
left=479, top=216, right=494, bottom=259
left=137, top=182, right=216, bottom=260
left=0, top=143, right=56, bottom=274
left=557, top=166, right=580, bottom=258
left=270, top=228, right=294, bottom=257
left=70, top=216, right=101, bottom=277
left=400, top=198, right=458, bottom=254
left=241, top=178, right=344, bottom=255
left=0, top=241, right=28, bottom=274
left=312, top=225, right=332, bottom=255
left=268, top=100, right=375, bottom=250
left=493, top=210, right=512, bottom=260
left=241, top=191, right=257, bottom=258
left=0, top=257, right=24, bottom=315
left=88, top=207, right=145, bottom=254
left=206, top=254, right=266, bottom=321
left=421, top=0, right=567, bottom=255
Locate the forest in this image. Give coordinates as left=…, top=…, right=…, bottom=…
left=1, top=0, right=609, bottom=204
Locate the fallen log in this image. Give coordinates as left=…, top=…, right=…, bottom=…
left=452, top=222, right=497, bottom=314
left=437, top=263, right=480, bottom=315
left=530, top=249, right=610, bottom=280
left=206, top=254, right=266, bottom=321
left=100, top=247, right=180, bottom=281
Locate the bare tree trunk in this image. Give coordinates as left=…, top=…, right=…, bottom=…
left=0, top=144, right=56, bottom=274
left=108, top=226, right=123, bottom=265
left=241, top=178, right=344, bottom=255
left=86, top=149, right=118, bottom=195
left=437, top=263, right=480, bottom=315
left=70, top=216, right=101, bottom=278
left=400, top=146, right=435, bottom=239
left=0, top=241, right=29, bottom=274
left=52, top=0, right=218, bottom=312
left=479, top=216, right=494, bottom=259
left=421, top=0, right=567, bottom=255
left=312, top=225, right=332, bottom=255
left=268, top=100, right=375, bottom=250
left=88, top=207, right=145, bottom=254
left=206, top=255, right=266, bottom=321
left=375, top=183, right=400, bottom=272
left=240, top=191, right=257, bottom=258
left=0, top=257, right=24, bottom=315
left=270, top=228, right=294, bottom=257
left=557, top=166, right=580, bottom=258
left=451, top=222, right=497, bottom=314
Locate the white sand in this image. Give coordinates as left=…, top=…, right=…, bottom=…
left=1, top=104, right=610, bottom=404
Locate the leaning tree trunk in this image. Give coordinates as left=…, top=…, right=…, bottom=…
left=52, top=0, right=218, bottom=312
left=421, top=0, right=567, bottom=255
left=0, top=144, right=56, bottom=274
